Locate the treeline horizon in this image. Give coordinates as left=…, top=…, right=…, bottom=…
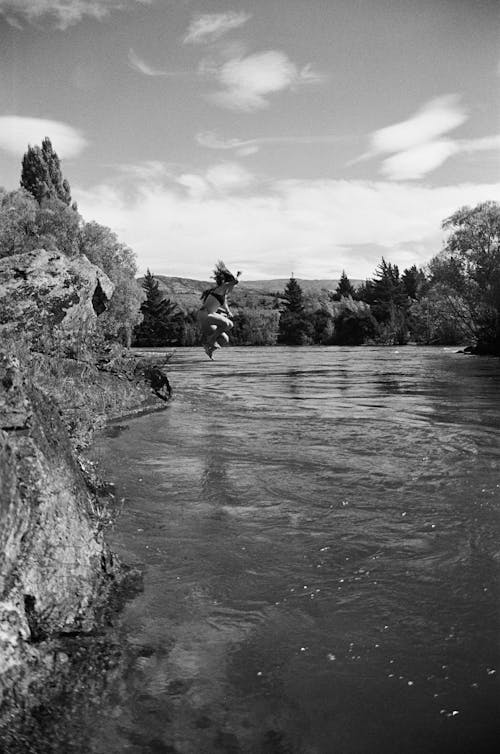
left=1, top=138, right=499, bottom=356
left=135, top=219, right=500, bottom=354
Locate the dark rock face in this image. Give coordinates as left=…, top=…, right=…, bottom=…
left=0, top=249, right=114, bottom=350
left=0, top=352, right=117, bottom=729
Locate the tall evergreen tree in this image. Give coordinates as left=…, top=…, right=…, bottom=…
left=133, top=270, right=184, bottom=346
left=333, top=270, right=356, bottom=300
left=283, top=275, right=305, bottom=313
left=369, top=259, right=407, bottom=318
left=278, top=275, right=312, bottom=344
left=21, top=137, right=72, bottom=206
left=402, top=264, right=427, bottom=300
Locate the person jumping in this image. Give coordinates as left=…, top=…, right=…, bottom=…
left=197, top=261, right=241, bottom=359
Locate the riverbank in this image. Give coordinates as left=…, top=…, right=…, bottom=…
left=0, top=346, right=172, bottom=752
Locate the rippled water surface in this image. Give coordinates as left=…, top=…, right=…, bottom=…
left=91, top=347, right=500, bottom=753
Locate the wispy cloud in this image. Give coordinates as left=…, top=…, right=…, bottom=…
left=205, top=50, right=324, bottom=112
left=183, top=11, right=251, bottom=44
left=461, top=134, right=500, bottom=153
left=106, top=160, right=169, bottom=182
left=378, top=132, right=500, bottom=181
left=372, top=95, right=467, bottom=155
left=0, top=0, right=150, bottom=29
left=127, top=48, right=184, bottom=77
left=380, top=140, right=459, bottom=181
left=196, top=130, right=344, bottom=156
left=76, top=165, right=500, bottom=280
left=0, top=116, right=87, bottom=157
left=354, top=95, right=467, bottom=180
left=353, top=94, right=500, bottom=180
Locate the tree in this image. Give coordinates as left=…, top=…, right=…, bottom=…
left=332, top=270, right=356, bottom=300
left=0, top=188, right=38, bottom=257
left=231, top=308, right=280, bottom=345
left=332, top=298, right=377, bottom=345
left=310, top=307, right=335, bottom=344
left=79, top=221, right=143, bottom=346
left=21, top=137, right=73, bottom=206
left=133, top=270, right=184, bottom=347
left=283, top=275, right=305, bottom=314
left=430, top=201, right=500, bottom=354
left=401, top=265, right=428, bottom=300
left=278, top=276, right=312, bottom=345
left=0, top=188, right=81, bottom=258
left=361, top=258, right=410, bottom=344
left=408, top=292, right=468, bottom=345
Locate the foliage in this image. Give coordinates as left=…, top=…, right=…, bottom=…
left=429, top=201, right=500, bottom=353
left=332, top=298, right=377, bottom=345
left=278, top=276, right=313, bottom=344
left=177, top=310, right=200, bottom=346
left=356, top=259, right=411, bottom=344
left=79, top=221, right=143, bottom=346
left=231, top=308, right=280, bottom=346
left=310, top=307, right=335, bottom=344
left=133, top=269, right=184, bottom=347
left=332, top=270, right=356, bottom=300
left=401, top=264, right=428, bottom=300
left=21, top=137, right=73, bottom=207
left=283, top=275, right=305, bottom=314
left=408, top=291, right=469, bottom=345
left=0, top=188, right=81, bottom=258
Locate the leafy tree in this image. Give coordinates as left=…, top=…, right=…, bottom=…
left=278, top=276, right=313, bottom=344
left=310, top=307, right=335, bottom=344
left=332, top=270, right=356, bottom=300
left=0, top=188, right=81, bottom=257
left=79, top=221, right=143, bottom=346
left=408, top=292, right=468, bottom=345
left=231, top=308, right=280, bottom=345
left=0, top=188, right=37, bottom=257
left=21, top=137, right=73, bottom=206
left=177, top=310, right=200, bottom=346
left=133, top=270, right=184, bottom=347
left=429, top=201, right=500, bottom=354
left=332, top=298, right=377, bottom=345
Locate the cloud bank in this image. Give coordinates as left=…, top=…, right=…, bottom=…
left=0, top=116, right=87, bottom=157
left=75, top=164, right=500, bottom=280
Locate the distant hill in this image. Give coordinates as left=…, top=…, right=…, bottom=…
left=243, top=279, right=362, bottom=294
left=139, top=276, right=362, bottom=313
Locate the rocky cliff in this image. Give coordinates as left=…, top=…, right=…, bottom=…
left=0, top=351, right=121, bottom=738
left=0, top=249, right=169, bottom=749
left=0, top=248, right=114, bottom=354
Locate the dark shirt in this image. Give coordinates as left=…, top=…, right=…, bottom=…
left=206, top=289, right=226, bottom=306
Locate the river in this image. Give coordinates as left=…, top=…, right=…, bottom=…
left=89, top=346, right=500, bottom=754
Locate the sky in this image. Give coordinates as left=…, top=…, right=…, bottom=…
left=0, top=0, right=499, bottom=280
